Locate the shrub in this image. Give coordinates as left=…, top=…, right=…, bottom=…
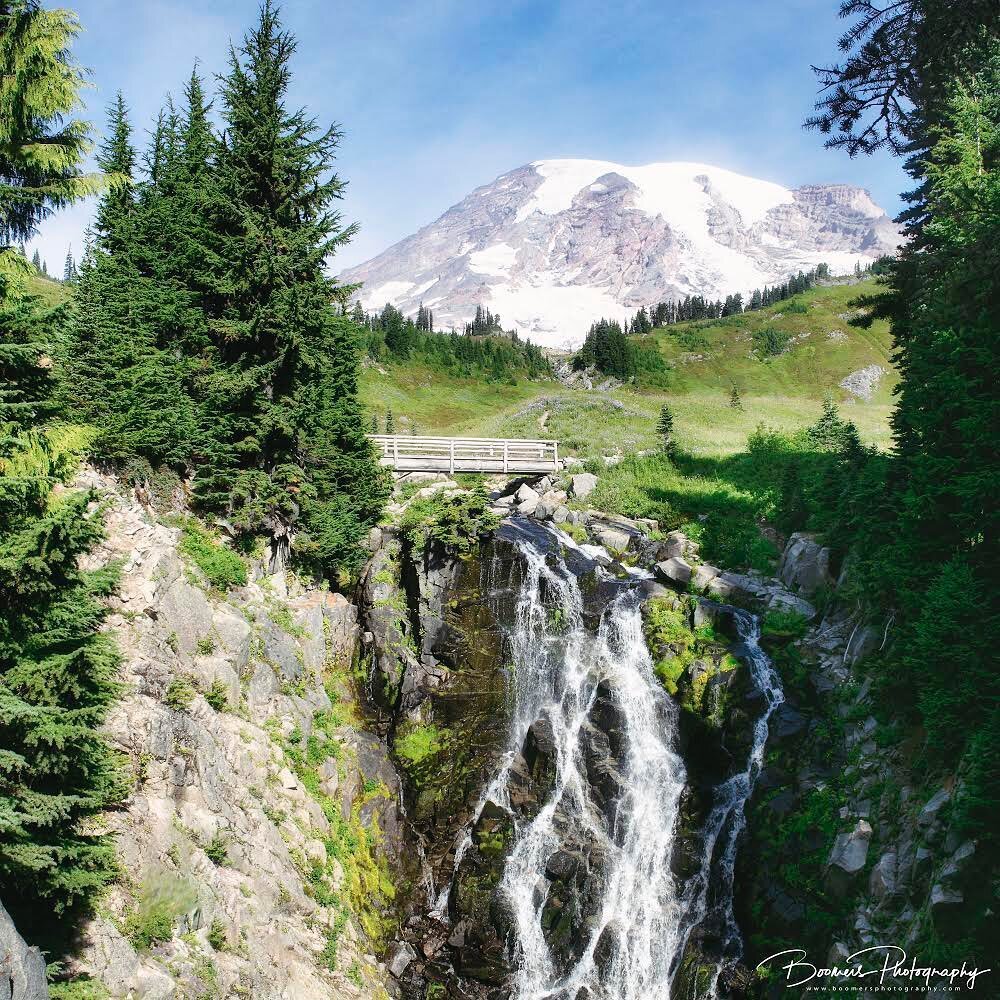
left=176, top=517, right=248, bottom=590
left=752, top=327, right=791, bottom=357
left=761, top=608, right=810, bottom=640
left=204, top=680, right=229, bottom=712
left=195, top=635, right=215, bottom=655
left=401, top=487, right=498, bottom=553
left=124, top=874, right=196, bottom=950
left=164, top=676, right=196, bottom=711
left=204, top=833, right=230, bottom=866
left=207, top=918, right=228, bottom=951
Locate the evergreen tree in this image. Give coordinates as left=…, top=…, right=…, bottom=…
left=0, top=2, right=123, bottom=936
left=60, top=97, right=198, bottom=470
left=729, top=384, right=743, bottom=410
left=385, top=409, right=395, bottom=434
left=0, top=0, right=106, bottom=295
left=195, top=1, right=387, bottom=571
left=656, top=404, right=676, bottom=455
left=807, top=0, right=1000, bottom=879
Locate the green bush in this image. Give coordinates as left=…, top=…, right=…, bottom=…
left=204, top=680, right=229, bottom=712
left=176, top=517, right=247, bottom=590
left=207, top=918, right=228, bottom=951
left=400, top=487, right=498, bottom=553
left=752, top=327, right=791, bottom=357
left=204, top=833, right=230, bottom=866
left=761, top=608, right=810, bottom=640
left=164, top=676, right=197, bottom=711
left=124, top=874, right=196, bottom=950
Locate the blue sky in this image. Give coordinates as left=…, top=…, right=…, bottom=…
left=29, top=0, right=907, bottom=275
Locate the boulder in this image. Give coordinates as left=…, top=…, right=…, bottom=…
left=552, top=505, right=570, bottom=524
left=869, top=851, right=898, bottom=902
left=930, top=883, right=964, bottom=921
left=386, top=941, right=417, bottom=979
left=770, top=703, right=808, bottom=741
left=778, top=532, right=834, bottom=595
left=655, top=556, right=692, bottom=586
left=569, top=473, right=598, bottom=499
left=691, top=563, right=720, bottom=591
left=918, top=787, right=951, bottom=828
left=827, top=820, right=872, bottom=895
left=590, top=524, right=632, bottom=553
left=515, top=483, right=540, bottom=503
left=0, top=900, right=47, bottom=1000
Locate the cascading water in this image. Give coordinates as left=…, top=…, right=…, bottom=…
left=433, top=520, right=783, bottom=1000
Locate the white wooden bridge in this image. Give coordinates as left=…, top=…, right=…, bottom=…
left=369, top=435, right=559, bottom=474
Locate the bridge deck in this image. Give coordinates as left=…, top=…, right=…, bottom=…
left=369, top=435, right=559, bottom=474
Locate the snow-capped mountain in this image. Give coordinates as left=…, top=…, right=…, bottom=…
left=341, top=159, right=899, bottom=348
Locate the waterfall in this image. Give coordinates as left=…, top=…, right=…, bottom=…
left=434, top=520, right=783, bottom=999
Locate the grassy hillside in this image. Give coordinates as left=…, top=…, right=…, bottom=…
left=25, top=273, right=70, bottom=307
left=360, top=279, right=896, bottom=459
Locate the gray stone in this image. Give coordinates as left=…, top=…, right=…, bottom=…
left=515, top=483, right=540, bottom=503
left=157, top=577, right=215, bottom=656
left=655, top=556, right=692, bottom=586
left=552, top=505, right=570, bottom=524
left=845, top=624, right=880, bottom=667
left=869, top=851, right=898, bottom=902
left=0, top=900, right=47, bottom=999
left=591, top=525, right=632, bottom=553
left=778, top=532, right=834, bottom=595
left=517, top=497, right=539, bottom=516
left=770, top=703, right=808, bottom=740
left=691, top=563, right=720, bottom=591
left=930, top=883, right=963, bottom=916
left=918, top=787, right=951, bottom=828
left=386, top=941, right=417, bottom=979
left=827, top=820, right=872, bottom=894
left=569, top=472, right=597, bottom=500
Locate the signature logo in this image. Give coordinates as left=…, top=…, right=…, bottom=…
left=757, top=946, right=991, bottom=990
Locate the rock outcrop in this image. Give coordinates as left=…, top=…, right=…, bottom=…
left=57, top=469, right=400, bottom=999
left=0, top=901, right=47, bottom=1000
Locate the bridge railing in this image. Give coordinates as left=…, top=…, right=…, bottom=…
left=368, top=435, right=559, bottom=474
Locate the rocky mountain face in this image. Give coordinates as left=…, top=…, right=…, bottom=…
left=2, top=471, right=972, bottom=999
left=341, top=160, right=900, bottom=347
left=8, top=469, right=402, bottom=1000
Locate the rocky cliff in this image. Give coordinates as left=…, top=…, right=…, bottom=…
left=48, top=469, right=403, bottom=999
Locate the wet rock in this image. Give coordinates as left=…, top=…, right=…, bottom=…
left=770, top=703, right=808, bottom=741
left=590, top=524, right=632, bottom=553
left=386, top=941, right=417, bottom=979
left=655, top=556, right=692, bottom=586
left=509, top=719, right=559, bottom=819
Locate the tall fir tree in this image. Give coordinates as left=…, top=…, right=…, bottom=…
left=0, top=0, right=124, bottom=940
left=196, top=1, right=386, bottom=570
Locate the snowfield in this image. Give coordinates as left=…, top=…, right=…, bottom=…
left=343, top=159, right=900, bottom=348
